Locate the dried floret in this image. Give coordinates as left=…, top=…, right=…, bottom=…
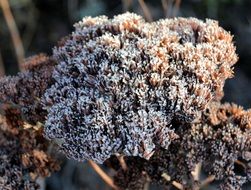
left=183, top=102, right=251, bottom=187
left=0, top=108, right=59, bottom=190
left=43, top=13, right=237, bottom=163
left=113, top=160, right=149, bottom=190
left=108, top=102, right=251, bottom=189
left=0, top=54, right=56, bottom=124
left=0, top=130, right=39, bottom=190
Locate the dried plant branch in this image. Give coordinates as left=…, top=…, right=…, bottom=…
left=22, top=1, right=38, bottom=51
left=174, top=0, right=181, bottom=10
left=0, top=0, right=25, bottom=71
left=172, top=181, right=184, bottom=190
left=88, top=160, right=119, bottom=190
left=200, top=175, right=215, bottom=188
left=0, top=51, right=5, bottom=77
left=191, top=162, right=201, bottom=181
left=138, top=0, right=153, bottom=22
left=116, top=154, right=127, bottom=171
left=161, top=172, right=171, bottom=181
left=172, top=0, right=181, bottom=17
left=235, top=160, right=247, bottom=169
left=122, top=0, right=133, bottom=12
left=143, top=172, right=150, bottom=190
left=162, top=173, right=184, bottom=190
left=143, top=182, right=149, bottom=190
left=161, top=0, right=169, bottom=18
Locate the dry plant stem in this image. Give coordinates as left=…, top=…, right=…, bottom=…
left=0, top=51, right=5, bottom=77
left=161, top=0, right=168, bottom=17
left=143, top=181, right=149, bottom=190
left=172, top=181, right=184, bottom=190
left=161, top=173, right=184, bottom=190
left=174, top=0, right=181, bottom=10
left=88, top=160, right=119, bottom=190
left=235, top=160, right=247, bottom=169
left=22, top=1, right=38, bottom=51
left=191, top=162, right=202, bottom=181
left=138, top=0, right=153, bottom=22
left=172, top=0, right=181, bottom=17
left=200, top=175, right=215, bottom=188
left=122, top=0, right=132, bottom=12
left=0, top=0, right=25, bottom=71
left=116, top=155, right=127, bottom=171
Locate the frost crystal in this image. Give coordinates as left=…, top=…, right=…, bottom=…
left=43, top=13, right=237, bottom=163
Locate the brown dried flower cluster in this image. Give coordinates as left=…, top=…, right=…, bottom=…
left=0, top=12, right=250, bottom=189
left=0, top=56, right=59, bottom=190
left=0, top=107, right=60, bottom=190
left=107, top=102, right=251, bottom=190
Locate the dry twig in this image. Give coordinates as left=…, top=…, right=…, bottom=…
left=88, top=160, right=119, bottom=190
left=200, top=175, right=215, bottom=188
left=191, top=162, right=201, bottom=181
left=162, top=173, right=184, bottom=190
left=122, top=0, right=133, bottom=12
left=0, top=0, right=25, bottom=71
left=0, top=51, right=5, bottom=77
left=172, top=181, right=184, bottom=190
left=116, top=154, right=127, bottom=171
left=138, top=0, right=153, bottom=22
left=172, top=0, right=181, bottom=17
left=235, top=160, right=247, bottom=169
left=161, top=0, right=169, bottom=18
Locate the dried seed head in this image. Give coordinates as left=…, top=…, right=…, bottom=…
left=108, top=102, right=251, bottom=190
left=42, top=13, right=238, bottom=163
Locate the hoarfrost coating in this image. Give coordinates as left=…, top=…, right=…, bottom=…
left=42, top=13, right=237, bottom=163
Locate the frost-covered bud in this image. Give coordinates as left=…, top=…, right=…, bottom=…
left=43, top=13, right=238, bottom=163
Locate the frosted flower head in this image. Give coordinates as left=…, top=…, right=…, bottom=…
left=43, top=13, right=238, bottom=163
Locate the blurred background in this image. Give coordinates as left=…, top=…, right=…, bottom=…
left=0, top=0, right=251, bottom=189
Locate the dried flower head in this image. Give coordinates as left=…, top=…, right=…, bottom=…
left=185, top=102, right=251, bottom=189
left=107, top=102, right=251, bottom=190
left=43, top=13, right=237, bottom=163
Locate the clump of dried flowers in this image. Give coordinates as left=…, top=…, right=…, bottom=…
left=44, top=12, right=237, bottom=163
left=0, top=55, right=59, bottom=190
left=0, top=13, right=250, bottom=190
left=108, top=102, right=251, bottom=190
